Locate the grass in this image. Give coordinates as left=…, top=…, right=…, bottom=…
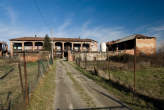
left=109, top=67, right=164, bottom=100
left=70, top=62, right=157, bottom=110
left=0, top=59, right=48, bottom=110
left=27, top=60, right=56, bottom=110
left=81, top=61, right=164, bottom=100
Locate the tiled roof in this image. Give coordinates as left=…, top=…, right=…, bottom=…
left=10, top=37, right=45, bottom=41
left=0, top=41, right=7, bottom=44
left=106, top=34, right=156, bottom=45
left=10, top=37, right=96, bottom=42
left=53, top=38, right=95, bottom=42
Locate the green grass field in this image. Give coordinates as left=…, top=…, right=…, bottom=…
left=71, top=61, right=163, bottom=110
left=0, top=59, right=40, bottom=110
left=27, top=60, right=56, bottom=110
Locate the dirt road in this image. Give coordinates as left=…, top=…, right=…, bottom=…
left=54, top=60, right=131, bottom=110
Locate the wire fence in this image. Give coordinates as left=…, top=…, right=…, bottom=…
left=0, top=52, right=53, bottom=110
left=74, top=52, right=164, bottom=110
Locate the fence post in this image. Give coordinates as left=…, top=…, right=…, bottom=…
left=18, top=63, right=24, bottom=94
left=37, top=60, right=40, bottom=80
left=85, top=52, right=87, bottom=69
left=108, top=53, right=110, bottom=79
left=133, top=38, right=136, bottom=93
left=23, top=52, right=29, bottom=105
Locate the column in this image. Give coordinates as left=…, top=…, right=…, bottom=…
left=10, top=42, right=13, bottom=57
left=32, top=41, right=35, bottom=51
left=88, top=43, right=91, bottom=52
left=80, top=43, right=83, bottom=52
left=62, top=42, right=64, bottom=58
left=72, top=42, right=74, bottom=51
left=53, top=42, right=56, bottom=51
left=22, top=42, right=24, bottom=51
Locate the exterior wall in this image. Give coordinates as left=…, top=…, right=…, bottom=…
left=90, top=42, right=98, bottom=52
left=10, top=39, right=98, bottom=57
left=74, top=52, right=107, bottom=61
left=136, top=38, right=156, bottom=55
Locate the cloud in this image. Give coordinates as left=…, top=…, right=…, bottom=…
left=149, top=26, right=164, bottom=32
left=0, top=4, right=17, bottom=25
left=0, top=23, right=47, bottom=47
left=5, top=6, right=17, bottom=25
left=54, top=20, right=129, bottom=44
left=135, top=25, right=164, bottom=50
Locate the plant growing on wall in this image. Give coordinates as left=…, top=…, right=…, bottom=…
left=43, top=34, right=52, bottom=51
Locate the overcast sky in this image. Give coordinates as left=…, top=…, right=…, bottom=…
left=0, top=0, right=164, bottom=47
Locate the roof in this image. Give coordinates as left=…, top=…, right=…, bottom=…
left=10, top=37, right=97, bottom=42
left=106, top=34, right=156, bottom=45
left=10, top=37, right=45, bottom=41
left=53, top=38, right=96, bottom=42
left=0, top=41, right=7, bottom=44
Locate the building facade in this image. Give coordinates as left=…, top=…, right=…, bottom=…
left=0, top=41, right=8, bottom=57
left=106, top=34, right=156, bottom=55
left=10, top=37, right=98, bottom=57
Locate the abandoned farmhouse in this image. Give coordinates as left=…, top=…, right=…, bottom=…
left=0, top=41, right=8, bottom=57
left=106, top=34, right=156, bottom=55
left=9, top=37, right=98, bottom=57
left=0, top=34, right=156, bottom=58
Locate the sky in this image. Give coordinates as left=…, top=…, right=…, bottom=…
left=0, top=0, right=164, bottom=48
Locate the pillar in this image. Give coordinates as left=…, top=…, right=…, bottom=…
left=22, top=42, right=24, bottom=51
left=0, top=50, right=2, bottom=57
left=72, top=42, right=74, bottom=51
left=32, top=41, right=35, bottom=51
left=80, top=43, right=83, bottom=52
left=10, top=42, right=13, bottom=57
left=89, top=43, right=91, bottom=52
left=62, top=42, right=64, bottom=58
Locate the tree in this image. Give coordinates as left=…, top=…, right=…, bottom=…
left=43, top=34, right=51, bottom=51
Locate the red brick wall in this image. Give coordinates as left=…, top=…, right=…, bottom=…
left=136, top=38, right=156, bottom=55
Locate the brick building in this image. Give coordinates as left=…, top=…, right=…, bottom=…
left=106, top=34, right=156, bottom=55
left=0, top=41, right=8, bottom=57
left=10, top=37, right=98, bottom=57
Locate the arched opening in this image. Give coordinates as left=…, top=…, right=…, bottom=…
left=13, top=43, right=22, bottom=50
left=55, top=42, right=62, bottom=58
left=83, top=43, right=89, bottom=51
left=64, top=42, right=72, bottom=57
left=55, top=42, right=62, bottom=51
left=24, top=42, right=33, bottom=50
left=73, top=44, right=81, bottom=52
left=64, top=42, right=72, bottom=51
left=35, top=42, right=43, bottom=50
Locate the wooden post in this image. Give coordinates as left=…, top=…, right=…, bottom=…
left=23, top=52, right=29, bottom=105
left=18, top=63, right=24, bottom=94
left=37, top=60, right=40, bottom=80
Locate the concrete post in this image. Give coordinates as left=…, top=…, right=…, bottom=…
left=80, top=43, right=83, bottom=52
left=22, top=42, right=24, bottom=51
left=10, top=42, right=13, bottom=57
left=89, top=43, right=91, bottom=52
left=72, top=42, right=74, bottom=51
left=62, top=42, right=64, bottom=58
left=32, top=41, right=35, bottom=51
left=0, top=51, right=2, bottom=57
